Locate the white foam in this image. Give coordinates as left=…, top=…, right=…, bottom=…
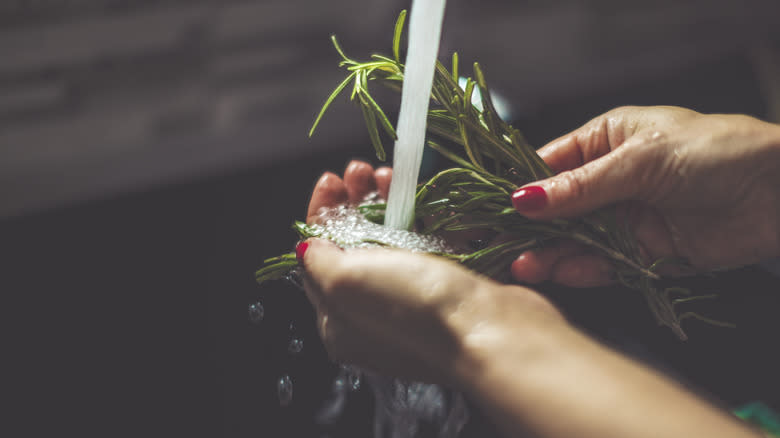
left=311, top=205, right=453, bottom=254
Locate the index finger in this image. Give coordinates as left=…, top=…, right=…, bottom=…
left=537, top=108, right=636, bottom=173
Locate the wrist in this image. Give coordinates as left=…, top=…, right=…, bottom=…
left=448, top=289, right=597, bottom=437
left=447, top=289, right=761, bottom=438
left=446, top=283, right=575, bottom=398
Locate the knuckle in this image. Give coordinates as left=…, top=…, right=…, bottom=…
left=558, top=168, right=588, bottom=200
left=613, top=105, right=640, bottom=113
left=605, top=105, right=637, bottom=123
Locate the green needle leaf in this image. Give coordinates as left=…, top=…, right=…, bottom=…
left=451, top=52, right=459, bottom=83
left=393, top=10, right=407, bottom=63
left=331, top=35, right=351, bottom=63
left=360, top=96, right=386, bottom=160
left=309, top=71, right=356, bottom=137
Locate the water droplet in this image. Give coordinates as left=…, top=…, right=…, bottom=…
left=285, top=268, right=304, bottom=289
left=287, top=337, right=303, bottom=355
left=347, top=371, right=361, bottom=392
left=332, top=376, right=346, bottom=393
left=277, top=375, right=293, bottom=407
left=289, top=322, right=296, bottom=332
left=248, top=302, right=264, bottom=324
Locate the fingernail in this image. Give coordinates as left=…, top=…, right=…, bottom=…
left=296, top=242, right=309, bottom=265
left=512, top=186, right=547, bottom=212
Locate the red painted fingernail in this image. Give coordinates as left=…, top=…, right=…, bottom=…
left=296, top=242, right=309, bottom=264
left=511, top=186, right=547, bottom=212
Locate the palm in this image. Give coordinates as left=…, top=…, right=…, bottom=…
left=307, top=161, right=392, bottom=225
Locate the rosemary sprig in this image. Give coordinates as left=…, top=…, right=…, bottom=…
left=259, top=10, right=734, bottom=340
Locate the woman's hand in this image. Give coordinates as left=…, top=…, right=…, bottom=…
left=299, top=238, right=562, bottom=383
left=306, top=160, right=392, bottom=224
left=303, top=161, right=562, bottom=381
left=511, top=106, right=780, bottom=287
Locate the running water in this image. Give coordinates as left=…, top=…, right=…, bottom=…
left=384, top=0, right=447, bottom=230
left=263, top=2, right=473, bottom=434
left=320, top=2, right=470, bottom=435
left=307, top=205, right=470, bottom=438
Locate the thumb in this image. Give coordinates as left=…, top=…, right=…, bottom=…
left=297, top=238, right=346, bottom=307
left=512, top=147, right=645, bottom=219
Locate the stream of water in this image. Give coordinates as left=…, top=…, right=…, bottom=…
left=383, top=0, right=447, bottom=230
left=265, top=2, right=472, bottom=436
left=303, top=205, right=470, bottom=438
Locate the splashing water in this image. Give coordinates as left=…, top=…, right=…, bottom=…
left=346, top=368, right=361, bottom=392
left=308, top=205, right=470, bottom=437
left=308, top=205, right=453, bottom=253
left=368, top=375, right=469, bottom=438
left=248, top=302, right=264, bottom=324
left=277, top=375, right=293, bottom=407
left=273, top=1, right=470, bottom=431
left=369, top=2, right=472, bottom=430
left=384, top=0, right=447, bottom=230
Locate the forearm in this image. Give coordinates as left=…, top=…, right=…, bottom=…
left=450, top=296, right=761, bottom=438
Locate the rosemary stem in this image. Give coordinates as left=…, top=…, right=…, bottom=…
left=569, top=232, right=661, bottom=280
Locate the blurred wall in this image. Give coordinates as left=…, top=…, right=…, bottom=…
left=0, top=0, right=403, bottom=218
left=2, top=0, right=779, bottom=218
left=444, top=0, right=780, bottom=112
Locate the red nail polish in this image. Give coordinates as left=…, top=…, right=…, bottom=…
left=512, top=186, right=547, bottom=212
left=296, top=242, right=309, bottom=264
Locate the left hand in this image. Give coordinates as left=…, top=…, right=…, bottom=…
left=301, top=160, right=562, bottom=382
left=299, top=238, right=563, bottom=384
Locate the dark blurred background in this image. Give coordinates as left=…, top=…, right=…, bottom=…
left=1, top=1, right=780, bottom=437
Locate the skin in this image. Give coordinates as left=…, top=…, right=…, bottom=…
left=512, top=106, right=780, bottom=287
left=299, top=106, right=780, bottom=437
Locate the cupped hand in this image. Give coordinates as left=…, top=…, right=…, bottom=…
left=299, top=238, right=563, bottom=383
left=511, top=106, right=780, bottom=287
left=302, top=161, right=563, bottom=381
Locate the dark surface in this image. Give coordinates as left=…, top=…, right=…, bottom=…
left=2, top=52, right=780, bottom=438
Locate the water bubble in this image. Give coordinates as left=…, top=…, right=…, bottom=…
left=362, top=190, right=381, bottom=203
left=277, top=375, right=293, bottom=407
left=248, top=302, right=264, bottom=324
left=310, top=207, right=453, bottom=254
left=287, top=337, right=303, bottom=355
left=288, top=322, right=296, bottom=332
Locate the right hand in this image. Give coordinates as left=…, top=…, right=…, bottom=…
left=510, top=106, right=780, bottom=287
